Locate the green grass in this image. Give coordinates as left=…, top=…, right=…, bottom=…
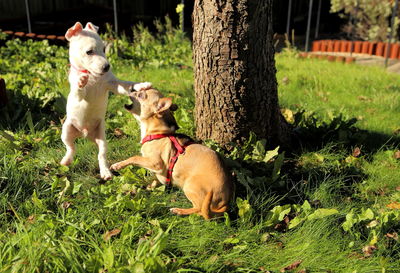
left=276, top=53, right=400, bottom=144
left=1, top=33, right=400, bottom=273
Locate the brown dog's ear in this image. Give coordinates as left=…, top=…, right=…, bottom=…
left=65, top=22, right=83, bottom=41
left=170, top=104, right=178, bottom=111
left=156, top=98, right=173, bottom=113
left=84, top=22, right=99, bottom=33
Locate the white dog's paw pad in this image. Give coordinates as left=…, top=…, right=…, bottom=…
left=100, top=168, right=113, bottom=181
left=60, top=156, right=73, bottom=166
left=78, top=75, right=89, bottom=88
left=133, top=82, right=152, bottom=91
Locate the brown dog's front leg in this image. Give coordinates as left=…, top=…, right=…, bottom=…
left=110, top=156, right=162, bottom=173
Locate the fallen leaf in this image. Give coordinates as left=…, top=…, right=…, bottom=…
left=394, top=150, right=400, bottom=159
left=386, top=232, right=399, bottom=241
left=396, top=186, right=400, bottom=191
left=386, top=202, right=400, bottom=209
left=362, top=245, right=377, bottom=257
left=223, top=260, right=243, bottom=267
left=281, top=108, right=294, bottom=123
left=358, top=95, right=372, bottom=102
left=282, top=76, right=290, bottom=85
left=27, top=215, right=35, bottom=224
left=280, top=260, right=302, bottom=272
left=113, top=128, right=125, bottom=138
left=259, top=266, right=272, bottom=273
left=275, top=241, right=284, bottom=249
left=209, top=255, right=219, bottom=263
left=62, top=201, right=71, bottom=209
left=348, top=252, right=364, bottom=260
left=103, top=228, right=121, bottom=241
left=352, top=147, right=361, bottom=157
left=274, top=215, right=291, bottom=231
left=366, top=220, right=378, bottom=228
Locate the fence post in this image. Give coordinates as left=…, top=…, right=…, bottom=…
left=385, top=0, right=399, bottom=67
left=113, top=0, right=118, bottom=34
left=314, top=0, right=321, bottom=39
left=24, top=0, right=32, bottom=33
left=305, top=0, right=314, bottom=52
left=286, top=0, right=292, bottom=39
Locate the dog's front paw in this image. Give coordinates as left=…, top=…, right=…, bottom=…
left=110, top=162, right=123, bottom=171
left=133, top=82, right=152, bottom=92
left=60, top=156, right=73, bottom=166
left=100, top=168, right=113, bottom=181
left=78, top=74, right=89, bottom=88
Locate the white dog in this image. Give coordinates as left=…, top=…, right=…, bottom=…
left=61, top=22, right=151, bottom=180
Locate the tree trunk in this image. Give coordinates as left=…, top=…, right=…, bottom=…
left=193, top=0, right=291, bottom=148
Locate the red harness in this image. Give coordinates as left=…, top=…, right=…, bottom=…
left=141, top=134, right=194, bottom=188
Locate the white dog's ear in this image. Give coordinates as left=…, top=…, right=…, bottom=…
left=85, top=22, right=99, bottom=33
left=156, top=98, right=173, bottom=113
left=65, top=22, right=83, bottom=41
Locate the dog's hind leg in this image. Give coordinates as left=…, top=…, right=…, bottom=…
left=90, top=120, right=112, bottom=180
left=60, top=120, right=81, bottom=166
left=200, top=191, right=213, bottom=220
left=170, top=184, right=213, bottom=219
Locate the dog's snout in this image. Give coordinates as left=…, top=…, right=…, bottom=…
left=102, top=63, right=110, bottom=73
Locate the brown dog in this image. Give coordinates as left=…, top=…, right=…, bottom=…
left=110, top=89, right=233, bottom=219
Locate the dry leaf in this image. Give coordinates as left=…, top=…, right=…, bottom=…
left=362, top=245, right=377, bottom=257
left=366, top=220, right=378, bottom=228
left=358, top=96, right=372, bottom=102
left=259, top=266, right=272, bottom=273
left=62, top=201, right=71, bottom=209
left=114, top=128, right=125, bottom=138
left=282, top=76, right=289, bottom=85
left=281, top=108, right=294, bottom=123
left=27, top=215, right=35, bottom=224
left=394, top=150, right=400, bottom=159
left=103, top=228, right=121, bottom=241
left=386, top=232, right=398, bottom=241
left=280, top=260, right=302, bottom=272
left=274, top=215, right=290, bottom=231
left=386, top=202, right=400, bottom=209
left=352, top=147, right=361, bottom=157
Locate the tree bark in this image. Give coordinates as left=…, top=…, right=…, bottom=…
left=193, top=0, right=291, bottom=148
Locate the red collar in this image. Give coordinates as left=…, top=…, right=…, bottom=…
left=69, top=63, right=90, bottom=74
left=141, top=134, right=171, bottom=145
left=141, top=134, right=194, bottom=188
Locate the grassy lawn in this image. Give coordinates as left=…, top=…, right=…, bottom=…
left=1, top=27, right=400, bottom=272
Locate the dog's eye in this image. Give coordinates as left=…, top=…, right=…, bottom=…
left=138, top=92, right=146, bottom=99
left=86, top=49, right=94, bottom=55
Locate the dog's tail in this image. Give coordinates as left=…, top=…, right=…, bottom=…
left=200, top=191, right=228, bottom=219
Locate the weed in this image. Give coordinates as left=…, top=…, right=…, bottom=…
left=1, top=25, right=400, bottom=272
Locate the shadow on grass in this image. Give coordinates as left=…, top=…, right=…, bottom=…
left=227, top=111, right=400, bottom=222
left=0, top=85, right=65, bottom=131
left=291, top=110, right=400, bottom=153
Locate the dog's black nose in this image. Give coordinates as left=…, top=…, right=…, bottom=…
left=102, top=63, right=110, bottom=73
